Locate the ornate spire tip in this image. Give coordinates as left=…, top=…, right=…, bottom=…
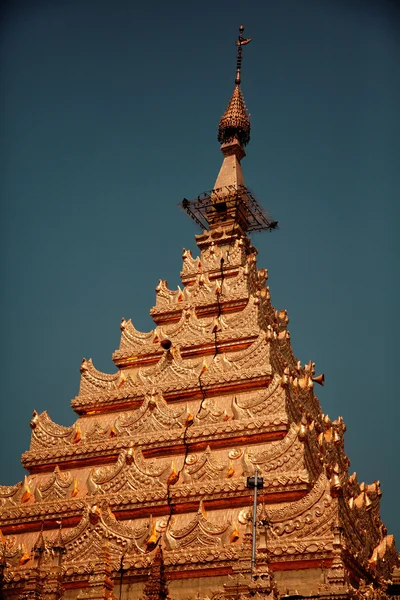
left=217, top=26, right=252, bottom=147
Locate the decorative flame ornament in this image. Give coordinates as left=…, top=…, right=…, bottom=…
left=71, top=477, right=79, bottom=497
left=146, top=518, right=158, bottom=552
left=200, top=359, right=208, bottom=375
left=73, top=424, right=82, bottom=444
left=230, top=522, right=240, bottom=543
left=226, top=461, right=235, bottom=478
left=117, top=371, right=127, bottom=388
left=21, top=476, right=32, bottom=504
left=167, top=463, right=179, bottom=486
left=19, top=543, right=31, bottom=565
left=185, top=413, right=194, bottom=427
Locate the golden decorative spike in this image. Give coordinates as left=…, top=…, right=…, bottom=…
left=212, top=318, right=222, bottom=333
left=230, top=522, right=240, bottom=543
left=280, top=366, right=290, bottom=387
left=117, top=371, right=127, bottom=388
left=226, top=461, right=235, bottom=478
left=298, top=377, right=308, bottom=390
left=200, top=359, right=208, bottom=375
left=199, top=500, right=208, bottom=518
left=126, top=445, right=134, bottom=464
left=19, top=543, right=31, bottom=565
left=71, top=477, right=79, bottom=497
left=89, top=504, right=101, bottom=525
left=185, top=413, right=194, bottom=427
left=365, top=493, right=373, bottom=512
left=21, top=476, right=32, bottom=503
left=298, top=421, right=308, bottom=441
left=167, top=462, right=179, bottom=486
left=330, top=473, right=342, bottom=497
left=146, top=518, right=158, bottom=552
left=73, top=424, right=81, bottom=444
left=324, top=427, right=333, bottom=443
left=30, top=410, right=39, bottom=429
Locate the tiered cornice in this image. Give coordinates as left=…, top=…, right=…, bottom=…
left=2, top=220, right=395, bottom=598
left=1, top=25, right=397, bottom=600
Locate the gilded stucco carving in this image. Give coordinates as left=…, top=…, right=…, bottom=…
left=1, top=61, right=397, bottom=600
left=87, top=447, right=170, bottom=495
left=34, top=466, right=76, bottom=502
left=165, top=503, right=234, bottom=550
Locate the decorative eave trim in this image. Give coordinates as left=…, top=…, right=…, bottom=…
left=71, top=372, right=273, bottom=414
left=150, top=297, right=249, bottom=325
left=21, top=417, right=288, bottom=471
left=112, top=334, right=257, bottom=367
left=0, top=474, right=308, bottom=532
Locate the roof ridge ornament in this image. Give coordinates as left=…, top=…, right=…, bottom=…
left=218, top=26, right=252, bottom=148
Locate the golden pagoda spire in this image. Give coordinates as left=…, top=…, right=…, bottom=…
left=182, top=25, right=277, bottom=233
left=217, top=25, right=251, bottom=148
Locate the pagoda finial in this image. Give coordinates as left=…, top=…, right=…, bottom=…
left=235, top=24, right=251, bottom=85
left=218, top=26, right=252, bottom=147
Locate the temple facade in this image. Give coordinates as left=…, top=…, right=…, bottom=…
left=0, top=27, right=398, bottom=600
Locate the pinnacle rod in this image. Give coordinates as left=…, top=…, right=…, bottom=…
left=251, top=469, right=258, bottom=577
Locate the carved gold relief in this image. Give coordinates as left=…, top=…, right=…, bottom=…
left=182, top=446, right=228, bottom=483
left=34, top=466, right=75, bottom=502
left=1, top=208, right=396, bottom=600
left=114, top=392, right=187, bottom=435
left=87, top=447, right=169, bottom=496
left=62, top=502, right=151, bottom=567
left=165, top=503, right=233, bottom=550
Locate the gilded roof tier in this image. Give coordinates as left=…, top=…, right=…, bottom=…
left=1, top=215, right=397, bottom=598
left=0, top=25, right=397, bottom=600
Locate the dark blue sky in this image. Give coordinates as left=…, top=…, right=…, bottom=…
left=1, top=0, right=399, bottom=541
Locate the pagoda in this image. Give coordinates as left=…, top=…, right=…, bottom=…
left=0, top=26, right=398, bottom=600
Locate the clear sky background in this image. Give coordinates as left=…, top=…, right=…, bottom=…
left=1, top=0, right=399, bottom=542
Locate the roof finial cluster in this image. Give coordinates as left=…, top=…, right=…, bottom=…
left=218, top=25, right=252, bottom=148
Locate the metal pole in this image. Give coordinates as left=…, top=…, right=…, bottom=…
left=246, top=469, right=263, bottom=579
left=251, top=469, right=258, bottom=576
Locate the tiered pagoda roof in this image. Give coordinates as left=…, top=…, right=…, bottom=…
left=0, top=26, right=397, bottom=600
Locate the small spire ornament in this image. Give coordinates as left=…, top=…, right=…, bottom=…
left=218, top=25, right=252, bottom=147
